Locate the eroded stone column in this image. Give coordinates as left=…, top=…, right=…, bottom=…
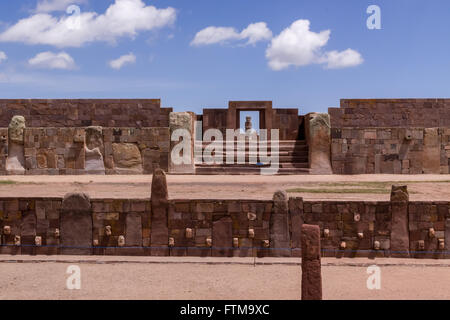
left=169, top=112, right=195, bottom=174
left=305, top=113, right=332, bottom=174
left=151, top=168, right=169, bottom=256
left=270, top=190, right=291, bottom=257
left=289, top=197, right=304, bottom=257
left=60, top=193, right=93, bottom=255
left=301, top=224, right=322, bottom=300
left=84, top=126, right=106, bottom=175
left=390, top=185, right=410, bottom=258
left=6, top=116, right=26, bottom=175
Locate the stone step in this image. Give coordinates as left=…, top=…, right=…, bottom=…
left=195, top=166, right=310, bottom=175
left=196, top=162, right=309, bottom=168
left=197, top=140, right=307, bottom=146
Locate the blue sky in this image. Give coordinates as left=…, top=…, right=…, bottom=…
left=0, top=0, right=449, bottom=114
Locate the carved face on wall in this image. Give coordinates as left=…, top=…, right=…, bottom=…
left=8, top=115, right=26, bottom=144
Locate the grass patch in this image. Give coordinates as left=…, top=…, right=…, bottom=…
left=286, top=187, right=390, bottom=194
left=0, top=180, right=17, bottom=185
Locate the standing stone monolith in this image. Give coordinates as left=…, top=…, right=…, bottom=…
left=150, top=168, right=169, bottom=255
left=60, top=193, right=93, bottom=255
left=301, top=224, right=322, bottom=300
left=6, top=115, right=26, bottom=175
left=270, top=190, right=291, bottom=257
left=305, top=113, right=332, bottom=174
left=390, top=185, right=410, bottom=258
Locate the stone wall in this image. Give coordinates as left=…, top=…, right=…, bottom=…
left=331, top=127, right=450, bottom=174
left=1, top=192, right=448, bottom=258
left=0, top=99, right=172, bottom=128
left=0, top=127, right=169, bottom=175
left=330, top=99, right=450, bottom=128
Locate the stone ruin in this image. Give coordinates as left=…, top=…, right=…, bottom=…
left=1, top=98, right=450, bottom=175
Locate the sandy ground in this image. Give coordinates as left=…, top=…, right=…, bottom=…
left=1, top=174, right=450, bottom=200
left=0, top=256, right=449, bottom=300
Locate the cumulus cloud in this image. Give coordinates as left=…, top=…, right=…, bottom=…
left=191, top=22, right=272, bottom=46
left=0, top=0, right=176, bottom=48
left=266, top=19, right=363, bottom=71
left=322, top=49, right=364, bottom=69
left=35, top=0, right=87, bottom=13
left=28, top=51, right=76, bottom=69
left=0, top=51, right=7, bottom=63
left=109, top=53, right=136, bottom=70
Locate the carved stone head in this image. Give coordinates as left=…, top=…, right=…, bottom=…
left=8, top=115, right=26, bottom=144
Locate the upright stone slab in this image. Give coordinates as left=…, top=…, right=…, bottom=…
left=6, top=116, right=26, bottom=175
left=423, top=128, right=440, bottom=174
left=60, top=193, right=93, bottom=255
left=84, top=126, right=106, bottom=175
left=445, top=219, right=450, bottom=259
left=150, top=168, right=169, bottom=256
left=289, top=197, right=304, bottom=257
left=270, top=190, right=291, bottom=257
left=305, top=113, right=332, bottom=174
left=212, top=217, right=233, bottom=257
left=301, top=224, right=322, bottom=300
left=169, top=112, right=195, bottom=174
left=390, top=185, right=410, bottom=258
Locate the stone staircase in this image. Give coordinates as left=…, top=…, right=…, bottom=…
left=195, top=140, right=310, bottom=175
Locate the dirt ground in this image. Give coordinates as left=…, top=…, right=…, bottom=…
left=0, top=256, right=449, bottom=300
left=1, top=174, right=450, bottom=200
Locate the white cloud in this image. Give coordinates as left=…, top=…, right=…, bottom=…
left=266, top=19, right=363, bottom=71
left=191, top=22, right=272, bottom=46
left=0, top=0, right=176, bottom=48
left=109, top=53, right=136, bottom=70
left=322, top=49, right=364, bottom=69
left=35, top=0, right=87, bottom=13
left=28, top=51, right=76, bottom=69
left=0, top=51, right=7, bottom=63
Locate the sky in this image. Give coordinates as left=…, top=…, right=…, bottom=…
left=0, top=0, right=449, bottom=114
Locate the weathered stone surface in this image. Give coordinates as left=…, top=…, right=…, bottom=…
left=125, top=213, right=142, bottom=247
left=305, top=113, right=332, bottom=174
left=289, top=197, right=304, bottom=252
left=445, top=219, right=450, bottom=258
left=390, top=185, right=409, bottom=257
left=423, top=128, right=440, bottom=174
left=6, top=116, right=26, bottom=174
left=151, top=168, right=169, bottom=255
left=169, top=112, right=195, bottom=174
left=270, top=190, right=291, bottom=257
left=85, top=126, right=106, bottom=174
left=212, top=217, right=233, bottom=257
left=301, top=224, right=322, bottom=300
left=60, top=193, right=92, bottom=255
left=391, top=185, right=409, bottom=203
left=112, top=143, right=143, bottom=173
left=8, top=116, right=25, bottom=144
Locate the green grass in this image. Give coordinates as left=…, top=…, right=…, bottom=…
left=286, top=187, right=391, bottom=194
left=0, top=180, right=16, bottom=185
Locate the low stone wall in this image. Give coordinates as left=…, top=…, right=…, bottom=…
left=1, top=183, right=449, bottom=258
left=331, top=127, right=450, bottom=174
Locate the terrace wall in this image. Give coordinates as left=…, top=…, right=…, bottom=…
left=1, top=195, right=448, bottom=258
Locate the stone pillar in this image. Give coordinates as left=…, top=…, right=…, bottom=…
left=84, top=126, right=106, bottom=175
left=270, top=190, right=291, bottom=257
left=289, top=197, right=304, bottom=257
left=445, top=219, right=450, bottom=259
left=423, top=128, right=440, bottom=174
left=6, top=116, right=26, bottom=175
left=390, top=185, right=410, bottom=258
left=60, top=193, right=93, bottom=255
left=150, top=168, right=169, bottom=256
left=301, top=224, right=322, bottom=300
left=305, top=113, right=332, bottom=174
left=169, top=112, right=195, bottom=174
